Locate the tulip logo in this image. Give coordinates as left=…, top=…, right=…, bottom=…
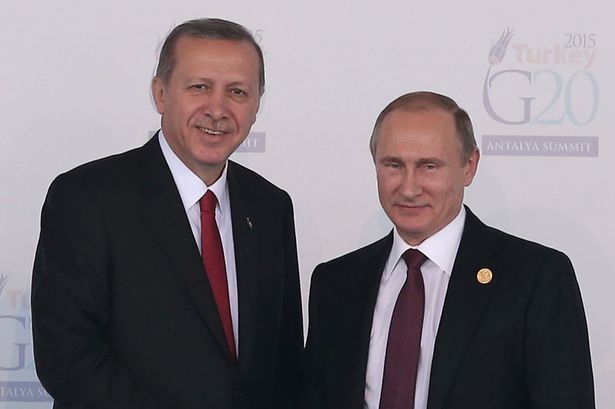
left=488, top=28, right=515, bottom=65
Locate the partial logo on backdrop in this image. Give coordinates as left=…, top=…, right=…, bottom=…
left=0, top=273, right=52, bottom=402
left=482, top=28, right=599, bottom=157
left=237, top=132, right=266, bottom=152
left=0, top=274, right=7, bottom=296
left=147, top=131, right=266, bottom=153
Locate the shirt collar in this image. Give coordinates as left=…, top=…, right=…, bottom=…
left=384, top=206, right=466, bottom=280
left=158, top=130, right=229, bottom=214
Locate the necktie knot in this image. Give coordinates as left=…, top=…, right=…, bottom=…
left=200, top=190, right=218, bottom=214
left=403, top=249, right=427, bottom=271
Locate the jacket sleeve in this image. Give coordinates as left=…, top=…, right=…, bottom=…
left=31, top=174, right=169, bottom=409
left=301, top=262, right=327, bottom=409
left=525, top=250, right=595, bottom=409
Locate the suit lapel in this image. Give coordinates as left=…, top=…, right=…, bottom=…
left=427, top=208, right=503, bottom=409
left=137, top=136, right=231, bottom=358
left=342, top=234, right=393, bottom=405
left=226, top=162, right=262, bottom=368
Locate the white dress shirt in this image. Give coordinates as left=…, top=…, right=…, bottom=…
left=158, top=131, right=239, bottom=355
left=364, top=207, right=466, bottom=409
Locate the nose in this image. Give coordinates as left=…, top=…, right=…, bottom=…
left=399, top=169, right=422, bottom=199
left=203, top=90, right=228, bottom=121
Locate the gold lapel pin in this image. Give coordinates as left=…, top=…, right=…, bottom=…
left=476, top=268, right=493, bottom=285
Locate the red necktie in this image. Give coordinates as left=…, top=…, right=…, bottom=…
left=200, top=190, right=236, bottom=360
left=380, top=249, right=426, bottom=409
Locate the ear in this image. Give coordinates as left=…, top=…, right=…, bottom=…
left=151, top=77, right=166, bottom=114
left=463, top=148, right=480, bottom=187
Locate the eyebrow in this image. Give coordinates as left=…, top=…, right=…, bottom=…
left=378, top=155, right=403, bottom=164
left=184, top=77, right=255, bottom=89
left=416, top=157, right=445, bottom=166
left=227, top=80, right=252, bottom=89
left=378, top=156, right=446, bottom=166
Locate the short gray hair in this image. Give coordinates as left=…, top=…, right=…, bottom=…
left=155, top=18, right=265, bottom=94
left=369, top=91, right=477, bottom=162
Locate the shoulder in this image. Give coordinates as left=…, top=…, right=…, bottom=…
left=64, top=147, right=142, bottom=180
left=464, top=210, right=574, bottom=284
left=465, top=207, right=570, bottom=262
left=45, top=141, right=155, bottom=204
left=51, top=136, right=157, bottom=186
left=227, top=160, right=292, bottom=204
left=311, top=234, right=392, bottom=283
left=321, top=234, right=392, bottom=268
left=492, top=226, right=569, bottom=265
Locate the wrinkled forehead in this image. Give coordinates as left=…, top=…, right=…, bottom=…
left=391, top=103, right=452, bottom=118
left=379, top=106, right=455, bottom=133
left=376, top=107, right=462, bottom=156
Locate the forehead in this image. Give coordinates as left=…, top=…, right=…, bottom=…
left=376, top=108, right=459, bottom=155
left=171, top=36, right=260, bottom=78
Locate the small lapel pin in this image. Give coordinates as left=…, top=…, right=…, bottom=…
left=476, top=268, right=493, bottom=285
left=246, top=217, right=253, bottom=231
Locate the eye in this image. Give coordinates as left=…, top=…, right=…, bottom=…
left=383, top=161, right=401, bottom=169
left=230, top=88, right=247, bottom=96
left=189, top=84, right=208, bottom=91
left=419, top=162, right=442, bottom=172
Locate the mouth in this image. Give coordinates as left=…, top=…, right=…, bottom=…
left=395, top=203, right=429, bottom=212
left=196, top=126, right=225, bottom=136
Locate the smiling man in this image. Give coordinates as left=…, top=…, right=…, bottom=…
left=303, top=91, right=595, bottom=409
left=32, top=18, right=302, bottom=409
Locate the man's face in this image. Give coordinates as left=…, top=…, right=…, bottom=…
left=374, top=108, right=479, bottom=245
left=152, top=36, right=261, bottom=184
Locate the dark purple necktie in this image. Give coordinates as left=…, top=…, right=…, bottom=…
left=380, top=249, right=427, bottom=409
left=200, top=190, right=236, bottom=360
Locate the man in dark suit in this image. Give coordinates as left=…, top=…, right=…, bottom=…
left=31, top=18, right=303, bottom=409
left=303, top=91, right=595, bottom=409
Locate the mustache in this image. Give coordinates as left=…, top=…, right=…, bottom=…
left=194, top=121, right=232, bottom=133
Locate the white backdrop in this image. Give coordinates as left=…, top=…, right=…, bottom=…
left=1, top=0, right=613, bottom=407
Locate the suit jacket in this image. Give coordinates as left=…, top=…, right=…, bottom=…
left=31, top=136, right=303, bottom=409
left=303, top=207, right=595, bottom=409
